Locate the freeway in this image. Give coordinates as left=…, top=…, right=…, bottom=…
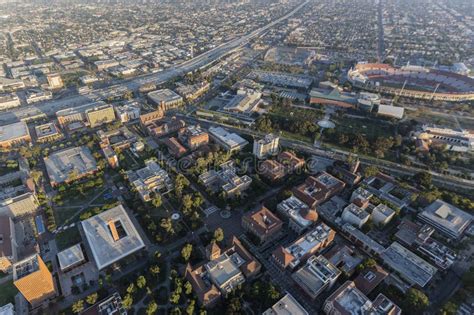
left=0, top=0, right=310, bottom=126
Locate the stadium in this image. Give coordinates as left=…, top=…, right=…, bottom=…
left=347, top=63, right=474, bottom=102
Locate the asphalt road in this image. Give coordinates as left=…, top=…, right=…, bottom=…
left=0, top=0, right=310, bottom=125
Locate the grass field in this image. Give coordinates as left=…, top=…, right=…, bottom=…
left=334, top=116, right=395, bottom=139
left=55, top=226, right=82, bottom=251
left=0, top=281, right=18, bottom=305
left=54, top=188, right=112, bottom=225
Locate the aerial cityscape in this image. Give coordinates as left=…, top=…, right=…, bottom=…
left=0, top=0, right=473, bottom=314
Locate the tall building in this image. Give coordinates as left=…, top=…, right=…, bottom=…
left=0, top=216, right=17, bottom=272
left=253, top=134, right=279, bottom=159
left=13, top=255, right=56, bottom=307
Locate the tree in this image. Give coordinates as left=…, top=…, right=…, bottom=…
left=72, top=300, right=84, bottom=314
left=181, top=243, right=193, bottom=262
left=123, top=294, right=133, bottom=310
left=137, top=275, right=147, bottom=289
left=403, top=288, right=429, bottom=311
left=226, top=297, right=242, bottom=314
left=192, top=193, right=204, bottom=209
left=414, top=171, right=432, bottom=188
left=363, top=165, right=379, bottom=178
left=160, top=218, right=175, bottom=235
left=184, top=281, right=193, bottom=295
left=86, top=293, right=98, bottom=305
left=152, top=195, right=162, bottom=208
left=213, top=228, right=224, bottom=243
left=127, top=283, right=136, bottom=294
left=182, top=194, right=194, bottom=213
left=150, top=265, right=161, bottom=276
left=440, top=302, right=458, bottom=315
left=171, top=307, right=182, bottom=315
left=266, top=284, right=280, bottom=301
left=175, top=174, right=190, bottom=198
left=30, top=170, right=43, bottom=186
left=186, top=300, right=196, bottom=315
left=146, top=300, right=158, bottom=315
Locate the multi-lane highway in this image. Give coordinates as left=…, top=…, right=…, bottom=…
left=0, top=0, right=310, bottom=126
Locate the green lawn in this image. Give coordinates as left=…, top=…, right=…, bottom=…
left=0, top=281, right=18, bottom=305
left=55, top=226, right=82, bottom=251
left=334, top=116, right=394, bottom=139
left=54, top=189, right=112, bottom=225
left=54, top=207, right=80, bottom=226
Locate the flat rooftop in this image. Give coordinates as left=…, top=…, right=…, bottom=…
left=35, top=122, right=60, bottom=138
left=0, top=121, right=29, bottom=142
left=13, top=254, right=40, bottom=280
left=57, top=243, right=85, bottom=271
left=263, top=293, right=309, bottom=315
left=285, top=223, right=333, bottom=262
left=56, top=101, right=105, bottom=117
left=205, top=253, right=244, bottom=287
left=342, top=224, right=386, bottom=254
left=419, top=199, right=472, bottom=238
left=148, top=89, right=182, bottom=103
left=81, top=204, right=145, bottom=270
left=209, top=126, right=248, bottom=149
left=381, top=242, right=437, bottom=287
left=44, top=146, right=97, bottom=184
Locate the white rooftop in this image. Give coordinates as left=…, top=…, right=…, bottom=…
left=381, top=242, right=437, bottom=287
left=0, top=121, right=29, bottom=142
left=57, top=243, right=85, bottom=271
left=419, top=200, right=472, bottom=238
left=263, top=293, right=309, bottom=315
left=209, top=127, right=248, bottom=150
left=81, top=204, right=145, bottom=270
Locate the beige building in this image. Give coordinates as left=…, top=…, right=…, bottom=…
left=46, top=73, right=64, bottom=89
left=0, top=121, right=31, bottom=148
left=85, top=104, right=116, bottom=128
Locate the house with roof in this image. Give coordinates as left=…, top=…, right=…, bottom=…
left=241, top=206, right=283, bottom=243
left=292, top=173, right=346, bottom=208
left=185, top=237, right=260, bottom=307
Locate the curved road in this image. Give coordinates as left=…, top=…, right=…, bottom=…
left=0, top=0, right=310, bottom=125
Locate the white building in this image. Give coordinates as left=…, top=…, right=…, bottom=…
left=277, top=196, right=318, bottom=234
left=418, top=199, right=472, bottom=239
left=292, top=255, right=341, bottom=300
left=81, top=204, right=146, bottom=270
left=371, top=204, right=395, bottom=226
left=253, top=134, right=279, bottom=159
left=263, top=293, right=309, bottom=315
left=115, top=102, right=141, bottom=122
left=126, top=159, right=173, bottom=202
left=377, top=105, right=404, bottom=119
left=208, top=127, right=248, bottom=153
left=341, top=204, right=370, bottom=228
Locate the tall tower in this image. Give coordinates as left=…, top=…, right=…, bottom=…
left=13, top=255, right=57, bottom=307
